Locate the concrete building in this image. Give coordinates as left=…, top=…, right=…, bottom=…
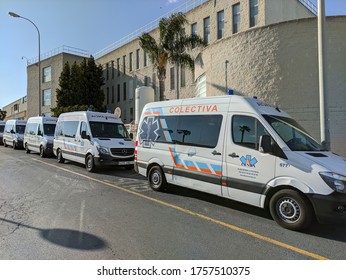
left=26, top=46, right=89, bottom=118
left=3, top=96, right=27, bottom=121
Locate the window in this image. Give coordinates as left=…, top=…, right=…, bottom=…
left=0, top=125, right=4, bottom=133
left=123, top=55, right=126, bottom=75
left=144, top=51, right=148, bottom=67
left=144, top=76, right=149, bottom=86
left=264, top=115, right=322, bottom=151
left=43, top=123, right=56, bottom=136
left=232, top=115, right=268, bottom=150
left=43, top=66, right=51, bottom=83
left=43, top=88, right=51, bottom=106
left=90, top=122, right=129, bottom=138
left=13, top=104, right=19, bottom=111
left=250, top=0, right=258, bottom=27
left=106, top=63, right=109, bottom=80
left=57, top=121, right=79, bottom=138
left=80, top=121, right=90, bottom=138
left=117, top=84, right=120, bottom=102
left=138, top=115, right=222, bottom=148
left=170, top=67, right=175, bottom=90
left=196, top=74, right=206, bottom=97
left=106, top=87, right=109, bottom=104
left=191, top=23, right=197, bottom=48
left=233, top=3, right=240, bottom=34
left=26, top=123, right=38, bottom=136
left=136, top=49, right=140, bottom=69
left=129, top=52, right=133, bottom=72
left=203, top=17, right=210, bottom=44
left=112, top=86, right=115, bottom=103
left=123, top=82, right=127, bottom=100
left=217, top=10, right=224, bottom=39
left=129, top=79, right=134, bottom=100
left=181, top=65, right=186, bottom=87
left=111, top=60, right=114, bottom=79
left=117, top=58, right=120, bottom=76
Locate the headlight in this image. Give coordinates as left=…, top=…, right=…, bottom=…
left=97, top=146, right=109, bottom=155
left=320, top=172, right=346, bottom=193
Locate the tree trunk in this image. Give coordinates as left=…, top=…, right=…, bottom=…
left=159, top=78, right=165, bottom=101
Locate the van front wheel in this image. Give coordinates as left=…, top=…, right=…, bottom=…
left=269, top=189, right=313, bottom=231
left=148, top=166, right=166, bottom=191
left=25, top=144, right=30, bottom=154
left=86, top=154, right=96, bottom=172
left=40, top=146, right=45, bottom=158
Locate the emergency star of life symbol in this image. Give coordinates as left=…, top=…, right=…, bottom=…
left=240, top=155, right=258, bottom=167
left=138, top=116, right=160, bottom=147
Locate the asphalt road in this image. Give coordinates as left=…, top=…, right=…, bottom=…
left=0, top=146, right=346, bottom=260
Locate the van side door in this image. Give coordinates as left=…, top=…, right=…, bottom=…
left=224, top=114, right=276, bottom=207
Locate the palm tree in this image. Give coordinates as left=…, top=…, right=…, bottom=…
left=139, top=12, right=205, bottom=101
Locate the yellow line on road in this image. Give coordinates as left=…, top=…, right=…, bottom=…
left=33, top=158, right=328, bottom=260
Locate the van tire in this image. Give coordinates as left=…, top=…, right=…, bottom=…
left=269, top=189, right=313, bottom=231
left=148, top=166, right=166, bottom=191
left=86, top=154, right=96, bottom=172
left=40, top=146, right=45, bottom=158
left=25, top=144, right=30, bottom=154
left=4, top=140, right=7, bottom=147
left=57, top=149, right=65, bottom=163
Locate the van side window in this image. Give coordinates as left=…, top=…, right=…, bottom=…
left=175, top=115, right=222, bottom=148
left=61, top=121, right=79, bottom=138
left=26, top=123, right=38, bottom=135
left=232, top=115, right=268, bottom=150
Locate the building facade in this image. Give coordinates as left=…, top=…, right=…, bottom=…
left=3, top=96, right=27, bottom=121
left=26, top=46, right=88, bottom=118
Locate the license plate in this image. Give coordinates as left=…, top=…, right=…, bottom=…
left=118, top=161, right=134, bottom=165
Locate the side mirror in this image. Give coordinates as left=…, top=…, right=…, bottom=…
left=129, top=132, right=134, bottom=139
left=38, top=130, right=43, bottom=136
left=259, top=135, right=272, bottom=153
left=81, top=131, right=90, bottom=140
left=10, top=129, right=15, bottom=134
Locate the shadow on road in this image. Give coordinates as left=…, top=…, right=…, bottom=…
left=0, top=217, right=107, bottom=250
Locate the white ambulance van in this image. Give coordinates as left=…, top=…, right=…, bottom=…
left=3, top=119, right=27, bottom=149
left=135, top=95, right=346, bottom=230
left=0, top=121, right=5, bottom=145
left=53, top=111, right=134, bottom=172
left=24, top=116, right=57, bottom=157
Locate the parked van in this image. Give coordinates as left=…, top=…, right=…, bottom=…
left=53, top=111, right=135, bottom=172
left=3, top=119, right=27, bottom=149
left=0, top=121, right=5, bottom=145
left=135, top=95, right=346, bottom=230
left=24, top=116, right=57, bottom=157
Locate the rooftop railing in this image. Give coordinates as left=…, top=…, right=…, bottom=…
left=299, top=0, right=318, bottom=16
left=28, top=45, right=89, bottom=65
left=94, top=0, right=208, bottom=59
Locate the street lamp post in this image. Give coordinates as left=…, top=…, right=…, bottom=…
left=9, top=12, right=41, bottom=116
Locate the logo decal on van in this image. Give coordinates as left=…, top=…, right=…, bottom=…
left=138, top=116, right=160, bottom=147
left=240, top=155, right=258, bottom=167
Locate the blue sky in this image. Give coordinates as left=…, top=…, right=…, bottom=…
left=1, top=0, right=346, bottom=109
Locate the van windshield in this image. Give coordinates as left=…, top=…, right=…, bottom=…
left=89, top=122, right=129, bottom=139
left=16, top=125, right=26, bottom=134
left=0, top=125, right=4, bottom=133
left=44, top=124, right=56, bottom=136
left=263, top=115, right=322, bottom=151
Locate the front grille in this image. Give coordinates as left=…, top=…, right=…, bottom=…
left=110, top=148, right=134, bottom=156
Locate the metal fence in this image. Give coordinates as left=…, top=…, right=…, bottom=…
left=28, top=45, right=89, bottom=65
left=94, top=0, right=208, bottom=59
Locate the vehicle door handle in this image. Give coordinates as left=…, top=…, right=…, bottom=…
left=212, top=150, right=221, bottom=156
left=228, top=152, right=239, bottom=158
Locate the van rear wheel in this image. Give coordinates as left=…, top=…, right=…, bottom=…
left=148, top=166, right=166, bottom=191
left=4, top=140, right=7, bottom=147
left=25, top=144, right=30, bottom=154
left=269, top=189, right=313, bottom=231
left=86, top=154, right=96, bottom=172
left=57, top=149, right=65, bottom=163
